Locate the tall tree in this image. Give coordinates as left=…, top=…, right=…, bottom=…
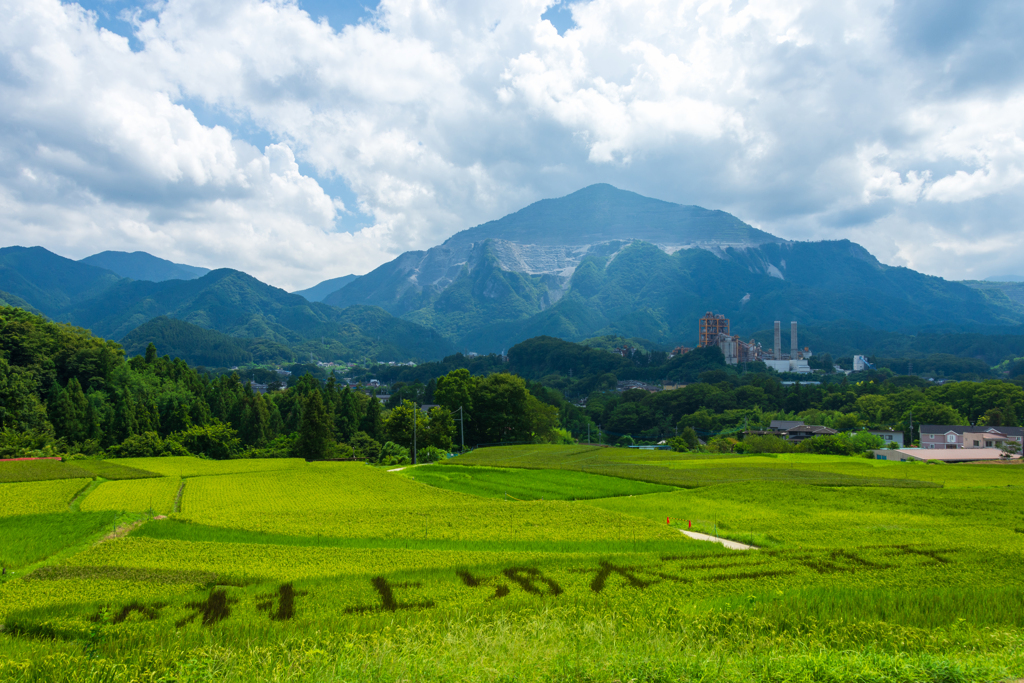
left=435, top=369, right=474, bottom=415
left=293, top=390, right=333, bottom=459
left=49, top=378, right=92, bottom=443
left=360, top=393, right=384, bottom=441
left=334, top=385, right=359, bottom=442
left=112, top=389, right=140, bottom=443
left=383, top=400, right=427, bottom=450
left=470, top=373, right=532, bottom=445
left=423, top=406, right=455, bottom=451
left=239, top=392, right=271, bottom=447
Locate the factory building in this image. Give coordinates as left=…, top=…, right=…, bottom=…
left=697, top=312, right=811, bottom=373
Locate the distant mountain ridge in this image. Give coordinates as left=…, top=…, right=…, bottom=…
left=80, top=250, right=210, bottom=282
left=0, top=246, right=455, bottom=362
left=326, top=185, right=1024, bottom=351
left=293, top=274, right=360, bottom=302
left=0, top=246, right=122, bottom=315
left=6, top=184, right=1024, bottom=363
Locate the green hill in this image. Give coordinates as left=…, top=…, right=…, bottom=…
left=0, top=247, right=456, bottom=362
left=0, top=246, right=122, bottom=316
left=120, top=317, right=295, bottom=367
left=79, top=250, right=210, bottom=282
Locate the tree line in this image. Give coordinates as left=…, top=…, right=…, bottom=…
left=0, top=307, right=565, bottom=463
left=5, top=305, right=1021, bottom=462
left=354, top=336, right=1024, bottom=446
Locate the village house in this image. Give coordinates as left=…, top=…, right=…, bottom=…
left=918, top=425, right=1023, bottom=450
left=768, top=420, right=838, bottom=443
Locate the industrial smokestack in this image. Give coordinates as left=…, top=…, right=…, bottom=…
left=774, top=321, right=781, bottom=360
left=791, top=321, right=798, bottom=360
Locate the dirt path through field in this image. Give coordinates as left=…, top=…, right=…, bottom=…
left=680, top=530, right=758, bottom=550
left=97, top=520, right=147, bottom=545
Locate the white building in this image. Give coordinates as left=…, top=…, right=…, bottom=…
left=764, top=359, right=812, bottom=374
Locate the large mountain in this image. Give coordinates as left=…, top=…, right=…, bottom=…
left=0, top=246, right=122, bottom=316
left=80, top=250, right=210, bottom=282
left=441, top=183, right=776, bottom=247
left=293, top=274, right=360, bottom=302
left=0, top=246, right=454, bottom=362
left=324, top=185, right=1024, bottom=351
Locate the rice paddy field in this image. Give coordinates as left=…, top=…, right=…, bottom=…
left=1, top=449, right=1023, bottom=682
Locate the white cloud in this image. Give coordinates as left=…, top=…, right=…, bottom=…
left=0, top=0, right=1023, bottom=288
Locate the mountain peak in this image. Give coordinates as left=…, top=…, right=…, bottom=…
left=80, top=250, right=210, bottom=282
left=443, top=184, right=779, bottom=248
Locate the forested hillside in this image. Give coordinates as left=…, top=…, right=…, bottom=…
left=0, top=307, right=557, bottom=462
left=0, top=247, right=455, bottom=363
left=120, top=318, right=295, bottom=368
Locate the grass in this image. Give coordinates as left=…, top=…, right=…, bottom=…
left=1, top=446, right=1024, bottom=682
left=0, top=512, right=116, bottom=570
left=0, top=479, right=92, bottom=516
left=0, top=459, right=159, bottom=484
left=585, top=481, right=1024, bottom=550
left=452, top=446, right=942, bottom=489
left=130, top=519, right=694, bottom=554
left=176, top=463, right=680, bottom=543
left=0, top=460, right=95, bottom=483
left=402, top=464, right=675, bottom=500
left=119, top=456, right=307, bottom=478
left=70, top=460, right=160, bottom=480
left=79, top=477, right=182, bottom=515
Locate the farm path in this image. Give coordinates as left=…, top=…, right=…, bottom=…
left=97, top=519, right=147, bottom=545
left=681, top=530, right=758, bottom=550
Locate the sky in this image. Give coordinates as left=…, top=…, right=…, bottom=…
left=1, top=0, right=1023, bottom=291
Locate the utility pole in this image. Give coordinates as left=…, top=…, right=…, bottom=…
left=909, top=407, right=913, bottom=447
left=457, top=406, right=465, bottom=453
left=412, top=402, right=417, bottom=465
left=587, top=422, right=590, bottom=444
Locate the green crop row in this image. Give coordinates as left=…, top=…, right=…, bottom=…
left=79, top=477, right=182, bottom=515
left=402, top=464, right=674, bottom=500
left=0, top=460, right=95, bottom=484
left=0, top=459, right=159, bottom=484
left=0, top=512, right=116, bottom=570
left=0, top=480, right=91, bottom=516
left=123, top=456, right=308, bottom=478
left=174, top=464, right=681, bottom=543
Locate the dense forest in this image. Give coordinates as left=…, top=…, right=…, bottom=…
left=5, top=306, right=1024, bottom=462
left=350, top=336, right=1024, bottom=446
left=0, top=307, right=558, bottom=464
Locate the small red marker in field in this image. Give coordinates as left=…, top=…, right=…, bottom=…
left=667, top=516, right=670, bottom=525
left=688, top=520, right=692, bottom=529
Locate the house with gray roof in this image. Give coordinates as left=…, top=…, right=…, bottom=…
left=919, top=424, right=1023, bottom=450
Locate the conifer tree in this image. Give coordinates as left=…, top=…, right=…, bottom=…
left=49, top=378, right=92, bottom=442
left=165, top=400, right=193, bottom=435
left=145, top=342, right=158, bottom=364
left=293, top=390, right=333, bottom=459
left=335, top=385, right=359, bottom=442
left=360, top=392, right=384, bottom=441
left=240, top=392, right=271, bottom=447
left=113, top=390, right=140, bottom=442
left=189, top=398, right=212, bottom=427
